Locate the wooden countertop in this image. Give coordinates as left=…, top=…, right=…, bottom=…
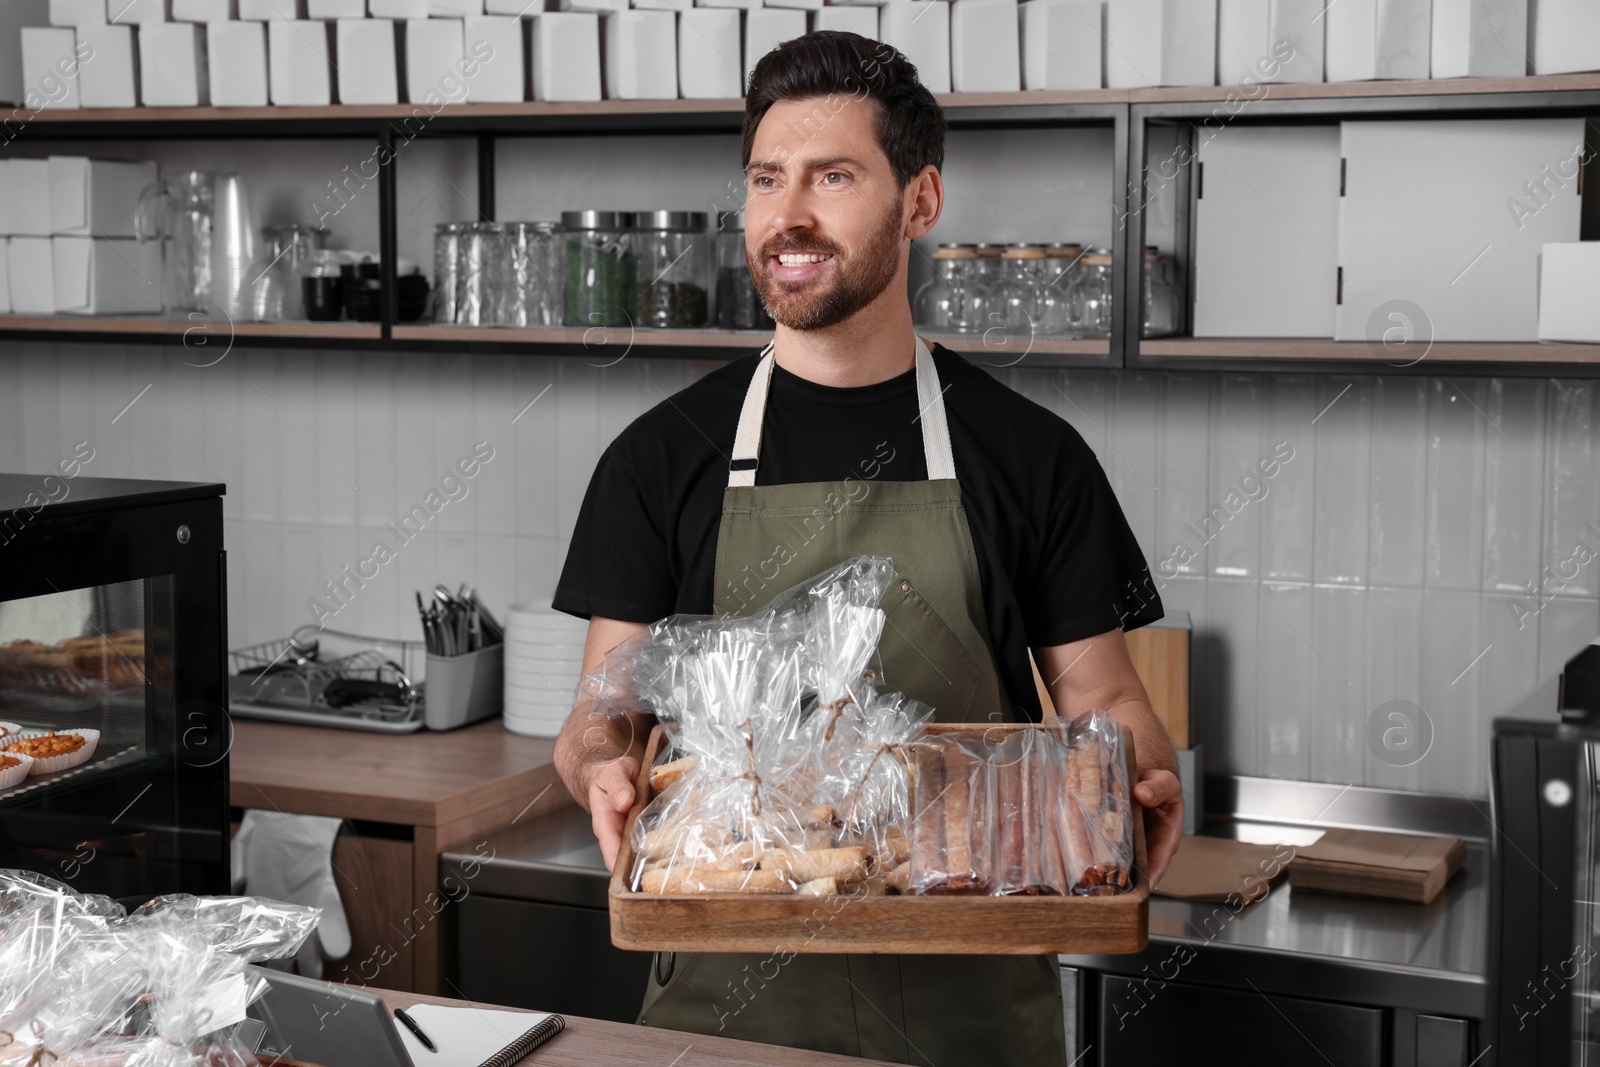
left=230, top=718, right=561, bottom=827
left=373, top=988, right=898, bottom=1067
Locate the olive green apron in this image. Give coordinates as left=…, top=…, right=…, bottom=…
left=637, top=337, right=1068, bottom=1067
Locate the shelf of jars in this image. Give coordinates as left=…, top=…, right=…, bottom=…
left=0, top=315, right=381, bottom=341
left=1134, top=338, right=1600, bottom=365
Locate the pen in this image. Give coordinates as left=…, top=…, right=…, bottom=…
left=395, top=1008, right=436, bottom=1053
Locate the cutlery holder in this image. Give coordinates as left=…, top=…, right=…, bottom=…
left=425, top=644, right=503, bottom=731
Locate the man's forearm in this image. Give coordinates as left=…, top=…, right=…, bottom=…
left=1099, top=695, right=1179, bottom=780
left=554, top=700, right=653, bottom=811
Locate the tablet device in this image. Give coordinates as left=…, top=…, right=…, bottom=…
left=246, top=966, right=415, bottom=1067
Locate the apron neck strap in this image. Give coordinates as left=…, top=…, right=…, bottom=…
left=728, top=336, right=956, bottom=489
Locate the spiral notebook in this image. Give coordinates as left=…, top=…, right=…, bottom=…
left=394, top=1003, right=565, bottom=1067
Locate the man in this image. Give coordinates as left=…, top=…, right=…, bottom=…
left=552, top=30, right=1182, bottom=1067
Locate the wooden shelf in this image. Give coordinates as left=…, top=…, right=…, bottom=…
left=21, top=73, right=1600, bottom=131
left=391, top=324, right=1110, bottom=358
left=1129, top=71, right=1600, bottom=104
left=0, top=315, right=382, bottom=340
left=1138, top=337, right=1600, bottom=365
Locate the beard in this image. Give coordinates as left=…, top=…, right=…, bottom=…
left=746, top=202, right=904, bottom=331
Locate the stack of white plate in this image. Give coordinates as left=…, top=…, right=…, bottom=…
left=503, top=603, right=588, bottom=737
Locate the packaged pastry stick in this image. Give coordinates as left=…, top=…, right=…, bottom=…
left=1059, top=711, right=1135, bottom=895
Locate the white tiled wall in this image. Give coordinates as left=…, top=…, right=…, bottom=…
left=2, top=345, right=1596, bottom=797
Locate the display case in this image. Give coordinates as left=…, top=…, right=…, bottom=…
left=0, top=472, right=229, bottom=906
left=1488, top=637, right=1600, bottom=1064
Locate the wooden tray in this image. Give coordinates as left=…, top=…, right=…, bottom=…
left=608, top=722, right=1149, bottom=955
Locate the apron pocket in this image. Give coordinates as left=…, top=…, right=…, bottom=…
left=877, top=579, right=984, bottom=722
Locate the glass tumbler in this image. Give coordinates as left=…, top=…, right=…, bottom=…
left=455, top=221, right=503, bottom=327
left=496, top=222, right=564, bottom=327
left=433, top=222, right=468, bottom=324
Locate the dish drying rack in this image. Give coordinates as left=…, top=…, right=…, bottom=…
left=228, top=626, right=427, bottom=733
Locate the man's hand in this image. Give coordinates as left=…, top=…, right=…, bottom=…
left=1134, top=768, right=1183, bottom=887
left=587, top=755, right=641, bottom=872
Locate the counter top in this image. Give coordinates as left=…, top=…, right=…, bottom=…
left=373, top=987, right=898, bottom=1067
left=229, top=718, right=559, bottom=827
left=1063, top=821, right=1488, bottom=1020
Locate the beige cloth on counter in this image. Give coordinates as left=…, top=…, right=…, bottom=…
left=1152, top=835, right=1293, bottom=904
left=231, top=810, right=352, bottom=978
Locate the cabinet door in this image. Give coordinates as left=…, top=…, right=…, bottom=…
left=1098, top=975, right=1384, bottom=1063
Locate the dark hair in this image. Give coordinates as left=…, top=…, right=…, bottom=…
left=742, top=31, right=946, bottom=190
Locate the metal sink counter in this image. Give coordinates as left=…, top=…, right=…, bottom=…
left=1061, top=777, right=1491, bottom=1065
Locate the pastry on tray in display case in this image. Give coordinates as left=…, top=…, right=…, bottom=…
left=4, top=728, right=100, bottom=775
left=0, top=750, right=33, bottom=789
left=0, top=630, right=146, bottom=691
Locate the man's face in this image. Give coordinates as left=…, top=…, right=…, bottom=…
left=743, top=96, right=907, bottom=331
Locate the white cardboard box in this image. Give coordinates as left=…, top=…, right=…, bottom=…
left=602, top=10, right=676, bottom=97
left=76, top=23, right=139, bottom=106
left=22, top=27, right=83, bottom=108
left=268, top=19, right=333, bottom=104
left=1193, top=125, right=1340, bottom=337
left=1538, top=243, right=1600, bottom=343
left=171, top=0, right=235, bottom=19
left=0, top=241, right=10, bottom=314
left=1532, top=0, right=1600, bottom=74
left=430, top=0, right=484, bottom=11
left=7, top=160, right=55, bottom=236
left=0, top=0, right=53, bottom=106
left=0, top=162, right=9, bottom=235
left=140, top=21, right=208, bottom=105
left=239, top=0, right=303, bottom=15
left=879, top=2, right=949, bottom=92
left=951, top=0, right=1019, bottom=91
left=405, top=17, right=463, bottom=101
left=677, top=7, right=740, bottom=96
left=561, top=0, right=625, bottom=13
left=811, top=5, right=875, bottom=36
left=695, top=0, right=758, bottom=10
left=745, top=8, right=805, bottom=89
left=309, top=0, right=365, bottom=14
left=462, top=14, right=524, bottom=100
left=107, top=0, right=170, bottom=23
left=1105, top=0, right=1216, bottom=87
left=49, top=0, right=103, bottom=26
left=370, top=0, right=428, bottom=15
left=1216, top=0, right=1322, bottom=84
left=634, top=0, right=693, bottom=10
left=52, top=236, right=162, bottom=314
left=48, top=157, right=157, bottom=237
left=530, top=12, right=601, bottom=99
left=1325, top=0, right=1429, bottom=81
left=767, top=0, right=821, bottom=10
left=207, top=19, right=268, bottom=104
left=8, top=237, right=55, bottom=313
left=1336, top=119, right=1585, bottom=343
left=1019, top=0, right=1100, bottom=90
left=335, top=18, right=399, bottom=103
left=1431, top=0, right=1524, bottom=78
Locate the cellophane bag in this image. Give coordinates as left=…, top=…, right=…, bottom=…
left=907, top=714, right=1136, bottom=897
left=626, top=557, right=922, bottom=896
left=1054, top=711, right=1135, bottom=895
left=0, top=869, right=320, bottom=1066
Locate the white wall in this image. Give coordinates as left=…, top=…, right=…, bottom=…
left=1, top=345, right=1595, bottom=797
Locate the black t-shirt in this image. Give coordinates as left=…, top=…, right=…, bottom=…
left=553, top=345, right=1163, bottom=721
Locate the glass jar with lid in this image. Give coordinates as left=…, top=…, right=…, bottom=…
left=1071, top=246, right=1115, bottom=338
left=495, top=221, right=564, bottom=327
left=972, top=242, right=1005, bottom=306
left=633, top=210, right=710, bottom=329
left=1142, top=245, right=1180, bottom=338
left=714, top=210, right=773, bottom=330
left=562, top=210, right=635, bottom=328
left=456, top=221, right=504, bottom=327
left=1039, top=242, right=1083, bottom=337
left=914, top=243, right=985, bottom=333
left=995, top=244, right=1067, bottom=339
